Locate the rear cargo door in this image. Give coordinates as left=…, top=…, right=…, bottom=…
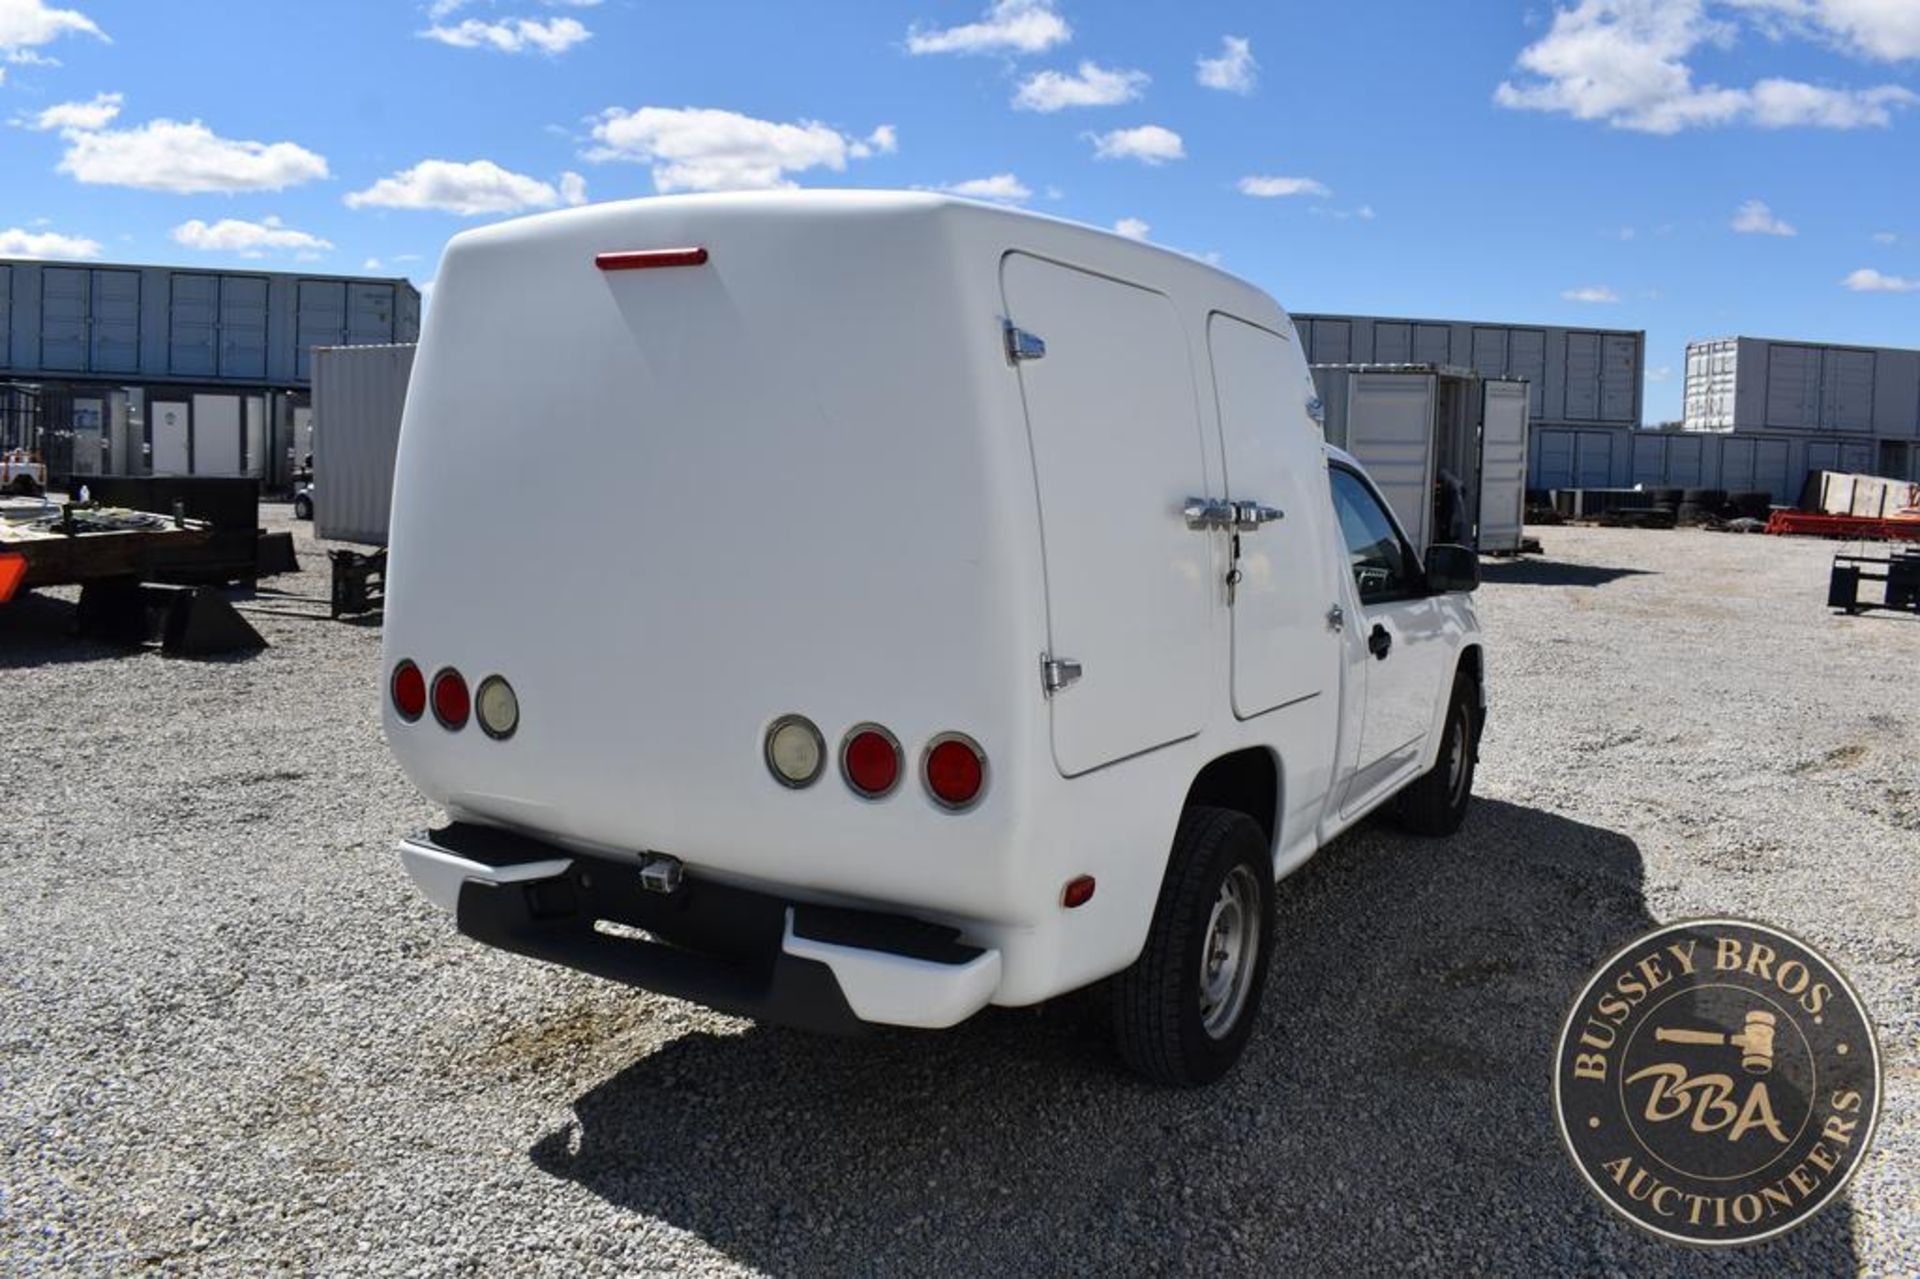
left=1208, top=313, right=1338, bottom=718
left=1003, top=253, right=1211, bottom=776
left=1478, top=379, right=1529, bottom=553
left=1341, top=372, right=1437, bottom=550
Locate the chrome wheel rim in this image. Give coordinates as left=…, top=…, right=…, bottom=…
left=1199, top=864, right=1262, bottom=1040
left=1446, top=707, right=1470, bottom=806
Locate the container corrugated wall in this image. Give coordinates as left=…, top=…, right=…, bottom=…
left=1528, top=425, right=1892, bottom=503
left=1681, top=336, right=1920, bottom=438
left=1292, top=313, right=1644, bottom=429
left=312, top=343, right=414, bottom=546
left=0, top=257, right=422, bottom=388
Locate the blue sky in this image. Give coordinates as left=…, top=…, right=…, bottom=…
left=3, top=0, right=1919, bottom=422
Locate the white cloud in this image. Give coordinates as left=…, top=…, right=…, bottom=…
left=905, top=0, right=1068, bottom=55
left=1089, top=124, right=1184, bottom=165
left=1113, top=217, right=1150, bottom=240
left=1238, top=174, right=1332, bottom=198
left=421, top=16, right=589, bottom=54
left=1871, top=230, right=1898, bottom=243
left=586, top=106, right=894, bottom=192
left=1013, top=61, right=1148, bottom=111
left=0, top=225, right=100, bottom=259
left=0, top=0, right=103, bottom=56
left=1727, top=0, right=1920, bottom=61
left=27, top=91, right=121, bottom=132
left=1562, top=285, right=1622, bottom=302
left=1496, top=0, right=1917, bottom=132
left=850, top=124, right=898, bottom=158
left=346, top=159, right=563, bottom=215
left=559, top=169, right=587, bottom=205
left=1648, top=365, right=1674, bottom=381
left=57, top=118, right=329, bottom=193
left=171, top=215, right=333, bottom=257
left=1731, top=198, right=1796, bottom=235
left=1197, top=35, right=1257, bottom=93
left=938, top=173, right=1031, bottom=202
left=1842, top=267, right=1920, bottom=292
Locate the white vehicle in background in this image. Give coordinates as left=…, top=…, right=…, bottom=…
left=384, top=192, right=1485, bottom=1085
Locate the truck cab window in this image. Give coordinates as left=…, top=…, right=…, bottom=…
left=1330, top=466, right=1416, bottom=603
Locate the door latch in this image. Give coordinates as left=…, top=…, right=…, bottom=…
left=1041, top=653, right=1082, bottom=695
left=1234, top=502, right=1284, bottom=531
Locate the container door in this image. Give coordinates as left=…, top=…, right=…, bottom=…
left=40, top=268, right=88, bottom=372
left=89, top=270, right=140, bottom=374
left=152, top=401, right=191, bottom=474
left=221, top=276, right=269, bottom=379
left=169, top=274, right=219, bottom=376
left=1002, top=253, right=1212, bottom=777
left=1341, top=371, right=1436, bottom=550
left=1479, top=379, right=1529, bottom=553
left=1208, top=313, right=1339, bottom=719
left=296, top=280, right=345, bottom=380
left=1600, top=334, right=1638, bottom=421
left=1565, top=333, right=1601, bottom=420
left=191, top=394, right=241, bottom=475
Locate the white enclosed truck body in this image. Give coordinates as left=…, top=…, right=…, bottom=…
left=385, top=192, right=1486, bottom=1084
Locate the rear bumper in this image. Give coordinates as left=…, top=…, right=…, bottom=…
left=398, top=824, right=1002, bottom=1033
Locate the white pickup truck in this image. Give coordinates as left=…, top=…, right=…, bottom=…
left=385, top=191, right=1485, bottom=1085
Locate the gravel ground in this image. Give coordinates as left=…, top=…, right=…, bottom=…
left=1, top=510, right=1915, bottom=1276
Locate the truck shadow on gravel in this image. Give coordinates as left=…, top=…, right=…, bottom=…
left=1478, top=559, right=1653, bottom=588
left=529, top=799, right=1857, bottom=1276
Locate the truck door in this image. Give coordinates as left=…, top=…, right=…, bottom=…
left=1002, top=254, right=1213, bottom=777
left=1328, top=464, right=1451, bottom=814
left=1478, top=379, right=1530, bottom=554
left=1207, top=314, right=1339, bottom=718
left=1342, top=372, right=1437, bottom=551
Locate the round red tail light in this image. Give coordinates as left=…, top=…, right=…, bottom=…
left=923, top=733, right=987, bottom=810
left=391, top=661, right=426, bottom=721
left=431, top=668, right=470, bottom=730
left=841, top=724, right=902, bottom=799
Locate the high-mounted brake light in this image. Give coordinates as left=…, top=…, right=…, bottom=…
left=391, top=660, right=426, bottom=722
left=431, top=668, right=470, bottom=730
left=596, top=247, right=709, bottom=271
left=923, top=733, right=988, bottom=811
left=841, top=724, right=902, bottom=799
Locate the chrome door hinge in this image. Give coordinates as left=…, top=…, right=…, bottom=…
left=1041, top=653, right=1082, bottom=696
left=1005, top=322, right=1047, bottom=364
left=1326, top=604, right=1345, bottom=632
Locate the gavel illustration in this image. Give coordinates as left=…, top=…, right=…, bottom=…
left=1654, top=1010, right=1777, bottom=1075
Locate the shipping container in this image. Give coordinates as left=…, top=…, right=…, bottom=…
left=1293, top=313, right=1643, bottom=429
left=1681, top=336, right=1920, bottom=437
left=0, top=257, right=421, bottom=389
left=311, top=343, right=414, bottom=545
left=1310, top=363, right=1531, bottom=553
left=1528, top=424, right=1894, bottom=503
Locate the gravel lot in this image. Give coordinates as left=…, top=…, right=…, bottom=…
left=2, top=510, right=1915, bottom=1275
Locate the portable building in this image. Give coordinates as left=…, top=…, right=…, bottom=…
left=1310, top=363, right=1531, bottom=553
left=311, top=343, right=414, bottom=546
left=1294, top=313, right=1642, bottom=431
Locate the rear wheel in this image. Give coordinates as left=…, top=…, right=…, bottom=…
left=1393, top=672, right=1477, bottom=836
left=1111, top=805, right=1273, bottom=1087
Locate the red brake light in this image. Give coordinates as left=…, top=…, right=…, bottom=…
left=431, top=668, right=470, bottom=730
left=924, top=734, right=987, bottom=810
left=841, top=725, right=901, bottom=799
left=391, top=661, right=426, bottom=721
left=596, top=247, right=709, bottom=271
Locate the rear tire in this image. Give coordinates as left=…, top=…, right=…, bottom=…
left=1392, top=672, right=1478, bottom=836
left=1110, top=806, right=1273, bottom=1087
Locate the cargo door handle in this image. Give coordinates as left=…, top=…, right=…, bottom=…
left=1183, top=498, right=1236, bottom=531
left=1235, top=501, right=1284, bottom=531
left=1368, top=624, right=1392, bottom=660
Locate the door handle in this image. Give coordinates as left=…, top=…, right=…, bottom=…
left=1183, top=498, right=1237, bottom=531
left=1368, top=623, right=1392, bottom=660
left=1234, top=502, right=1284, bottom=531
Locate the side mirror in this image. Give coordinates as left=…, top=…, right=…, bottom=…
left=1425, top=543, right=1480, bottom=594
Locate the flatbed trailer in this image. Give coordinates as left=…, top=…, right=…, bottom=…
left=0, top=510, right=211, bottom=602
